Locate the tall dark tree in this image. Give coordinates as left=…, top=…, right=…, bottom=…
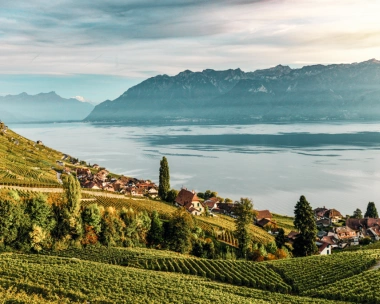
left=234, top=198, right=256, bottom=259
left=158, top=156, right=170, bottom=200
left=275, top=228, right=286, bottom=249
left=364, top=202, right=378, bottom=218
left=293, top=195, right=317, bottom=257
left=147, top=211, right=164, bottom=247
left=351, top=208, right=363, bottom=219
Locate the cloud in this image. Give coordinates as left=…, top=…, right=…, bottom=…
left=73, top=95, right=87, bottom=102
left=0, top=0, right=380, bottom=80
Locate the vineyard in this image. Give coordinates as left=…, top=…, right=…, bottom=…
left=0, top=128, right=63, bottom=187
left=269, top=250, right=380, bottom=293
left=305, top=267, right=380, bottom=303
left=0, top=253, right=349, bottom=304
left=44, top=246, right=291, bottom=293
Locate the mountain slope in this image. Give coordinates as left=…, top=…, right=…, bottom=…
left=86, top=59, right=380, bottom=123
left=0, top=92, right=94, bottom=122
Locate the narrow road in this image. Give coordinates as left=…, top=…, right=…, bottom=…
left=0, top=185, right=139, bottom=199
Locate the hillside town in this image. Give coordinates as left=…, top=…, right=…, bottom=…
left=57, top=159, right=380, bottom=257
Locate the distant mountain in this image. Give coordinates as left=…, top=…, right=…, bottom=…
left=86, top=59, right=380, bottom=123
left=0, top=92, right=94, bottom=123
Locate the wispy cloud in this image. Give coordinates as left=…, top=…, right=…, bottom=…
left=0, top=0, right=380, bottom=80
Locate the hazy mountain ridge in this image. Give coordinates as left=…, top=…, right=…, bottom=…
left=0, top=91, right=94, bottom=123
left=83, top=59, right=380, bottom=123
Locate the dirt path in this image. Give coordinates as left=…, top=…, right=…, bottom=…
left=0, top=185, right=135, bottom=199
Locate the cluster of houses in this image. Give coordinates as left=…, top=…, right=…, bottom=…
left=286, top=206, right=380, bottom=255
left=72, top=165, right=158, bottom=197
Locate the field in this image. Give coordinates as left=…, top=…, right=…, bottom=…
left=305, top=267, right=380, bottom=303
left=0, top=253, right=350, bottom=304
left=0, top=128, right=64, bottom=187
left=270, top=250, right=380, bottom=293
left=272, top=213, right=295, bottom=234
left=43, top=246, right=291, bottom=293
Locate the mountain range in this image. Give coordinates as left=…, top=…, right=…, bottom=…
left=0, top=92, right=94, bottom=123
left=86, top=59, right=380, bottom=123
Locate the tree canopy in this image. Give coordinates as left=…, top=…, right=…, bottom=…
left=351, top=208, right=363, bottom=219
left=234, top=197, right=256, bottom=259
left=364, top=202, right=378, bottom=218
left=293, top=195, right=317, bottom=257
left=158, top=156, right=170, bottom=200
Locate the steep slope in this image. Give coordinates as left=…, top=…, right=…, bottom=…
left=0, top=121, right=66, bottom=186
left=86, top=59, right=380, bottom=123
left=0, top=92, right=94, bottom=122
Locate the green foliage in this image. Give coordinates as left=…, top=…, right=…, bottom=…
left=303, top=254, right=380, bottom=302
left=0, top=253, right=343, bottom=304
left=27, top=193, right=55, bottom=231
left=266, top=241, right=278, bottom=255
left=198, top=190, right=218, bottom=201
left=275, top=228, right=286, bottom=249
left=270, top=251, right=379, bottom=293
left=165, top=189, right=178, bottom=203
left=0, top=189, right=26, bottom=247
left=234, top=198, right=256, bottom=258
left=165, top=208, right=195, bottom=254
left=365, top=201, right=378, bottom=218
left=63, top=175, right=81, bottom=216
left=351, top=208, right=363, bottom=219
left=293, top=195, right=317, bottom=257
left=147, top=211, right=164, bottom=247
left=81, top=204, right=102, bottom=234
left=100, top=207, right=125, bottom=247
left=158, top=156, right=170, bottom=200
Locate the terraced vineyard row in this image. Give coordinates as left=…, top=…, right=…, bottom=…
left=44, top=246, right=291, bottom=293
left=305, top=267, right=380, bottom=303
left=269, top=250, right=380, bottom=293
left=0, top=253, right=345, bottom=304
left=0, top=128, right=63, bottom=187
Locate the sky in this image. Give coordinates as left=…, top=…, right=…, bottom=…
left=1, top=0, right=380, bottom=103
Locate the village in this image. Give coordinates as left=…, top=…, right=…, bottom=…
left=57, top=159, right=380, bottom=257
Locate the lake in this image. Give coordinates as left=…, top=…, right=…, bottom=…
left=9, top=122, right=380, bottom=216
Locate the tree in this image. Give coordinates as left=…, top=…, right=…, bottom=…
left=27, top=194, right=55, bottom=232
left=275, top=228, right=286, bottom=249
left=158, top=157, right=170, bottom=200
left=62, top=175, right=83, bottom=239
left=166, top=189, right=178, bottom=204
left=147, top=211, right=164, bottom=247
left=82, top=204, right=102, bottom=234
left=351, top=208, right=363, bottom=219
left=365, top=202, right=378, bottom=218
left=165, top=208, right=195, bottom=254
left=293, top=195, right=317, bottom=257
left=234, top=198, right=256, bottom=259
left=64, top=175, right=81, bottom=216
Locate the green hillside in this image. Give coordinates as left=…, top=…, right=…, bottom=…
left=0, top=253, right=351, bottom=304
left=0, top=122, right=64, bottom=187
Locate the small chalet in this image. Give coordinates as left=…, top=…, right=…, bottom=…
left=316, top=241, right=332, bottom=255
left=148, top=187, right=158, bottom=198
left=217, top=203, right=236, bottom=216
left=316, top=218, right=331, bottom=228
left=255, top=210, right=272, bottom=222
left=314, top=207, right=329, bottom=220
left=36, top=140, right=43, bottom=145
left=323, top=209, right=343, bottom=223
left=204, top=197, right=220, bottom=211
left=92, top=164, right=100, bottom=169
left=175, top=188, right=205, bottom=216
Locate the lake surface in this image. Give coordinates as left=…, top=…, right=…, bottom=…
left=9, top=122, right=380, bottom=216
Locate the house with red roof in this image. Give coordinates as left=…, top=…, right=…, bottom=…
left=175, top=188, right=205, bottom=216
